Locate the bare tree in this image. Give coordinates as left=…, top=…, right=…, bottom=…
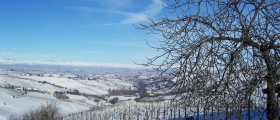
left=137, top=0, right=280, bottom=119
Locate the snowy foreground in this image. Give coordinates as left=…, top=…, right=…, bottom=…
left=0, top=68, right=276, bottom=120
left=0, top=69, right=136, bottom=120
left=61, top=101, right=273, bottom=120
left=0, top=87, right=93, bottom=119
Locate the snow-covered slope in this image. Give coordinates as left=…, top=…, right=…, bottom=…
left=0, top=69, right=135, bottom=119
left=0, top=88, right=92, bottom=119
left=0, top=69, right=133, bottom=95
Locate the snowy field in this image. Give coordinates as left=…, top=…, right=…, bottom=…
left=0, top=68, right=276, bottom=120
left=0, top=69, right=133, bottom=95
left=19, top=75, right=133, bottom=95
left=63, top=101, right=274, bottom=120
left=0, top=87, right=92, bottom=119
left=0, top=69, right=135, bottom=119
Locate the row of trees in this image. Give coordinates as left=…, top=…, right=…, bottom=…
left=108, top=89, right=136, bottom=96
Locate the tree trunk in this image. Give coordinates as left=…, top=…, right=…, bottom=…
left=267, top=79, right=278, bottom=120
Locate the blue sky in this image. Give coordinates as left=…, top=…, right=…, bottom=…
left=0, top=0, right=167, bottom=68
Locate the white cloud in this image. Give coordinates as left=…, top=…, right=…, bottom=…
left=0, top=51, right=144, bottom=68
left=121, top=0, right=164, bottom=24
left=71, top=0, right=164, bottom=25
left=80, top=50, right=111, bottom=55
left=0, top=51, right=145, bottom=69
left=121, top=13, right=148, bottom=24
left=97, top=0, right=132, bottom=9
left=0, top=59, right=145, bottom=69
left=0, top=51, right=15, bottom=56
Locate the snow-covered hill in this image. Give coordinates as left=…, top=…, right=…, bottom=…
left=0, top=68, right=137, bottom=119
left=0, top=87, right=92, bottom=119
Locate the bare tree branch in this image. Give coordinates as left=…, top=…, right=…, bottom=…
left=137, top=0, right=280, bottom=119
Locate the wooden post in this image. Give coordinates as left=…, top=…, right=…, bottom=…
left=145, top=110, right=149, bottom=120
left=114, top=108, right=115, bottom=119
left=203, top=107, right=206, bottom=119
left=248, top=97, right=251, bottom=120
left=179, top=109, right=181, bottom=120
left=197, top=105, right=199, bottom=120
left=128, top=106, right=131, bottom=120
left=211, top=106, right=214, bottom=120
left=225, top=104, right=228, bottom=120
left=163, top=109, right=166, bottom=120
left=123, top=109, right=126, bottom=120
left=157, top=108, right=159, bottom=120
left=170, top=109, right=173, bottom=119
left=185, top=107, right=187, bottom=119
left=151, top=106, right=153, bottom=119
left=173, top=108, right=176, bottom=120
left=137, top=106, right=139, bottom=120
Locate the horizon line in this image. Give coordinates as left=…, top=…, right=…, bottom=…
left=0, top=59, right=147, bottom=69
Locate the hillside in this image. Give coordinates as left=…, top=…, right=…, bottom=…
left=0, top=68, right=142, bottom=119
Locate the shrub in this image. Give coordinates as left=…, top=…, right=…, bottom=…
left=109, top=97, right=119, bottom=104
left=93, top=98, right=100, bottom=103
left=9, top=102, right=62, bottom=120
left=53, top=93, right=69, bottom=100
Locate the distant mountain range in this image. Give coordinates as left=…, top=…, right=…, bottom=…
left=0, top=58, right=145, bottom=69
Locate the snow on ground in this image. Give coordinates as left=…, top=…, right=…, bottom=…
left=0, top=70, right=134, bottom=96
left=66, top=94, right=97, bottom=106
left=138, top=75, right=149, bottom=79
left=107, top=78, right=133, bottom=87
left=0, top=69, right=137, bottom=119
left=0, top=75, right=67, bottom=92
left=108, top=95, right=136, bottom=101
left=63, top=74, right=76, bottom=78
left=0, top=88, right=92, bottom=119
left=77, top=79, right=126, bottom=92
left=103, top=74, right=116, bottom=78
left=19, top=75, right=108, bottom=95
left=12, top=73, right=133, bottom=95
left=0, top=77, right=7, bottom=87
